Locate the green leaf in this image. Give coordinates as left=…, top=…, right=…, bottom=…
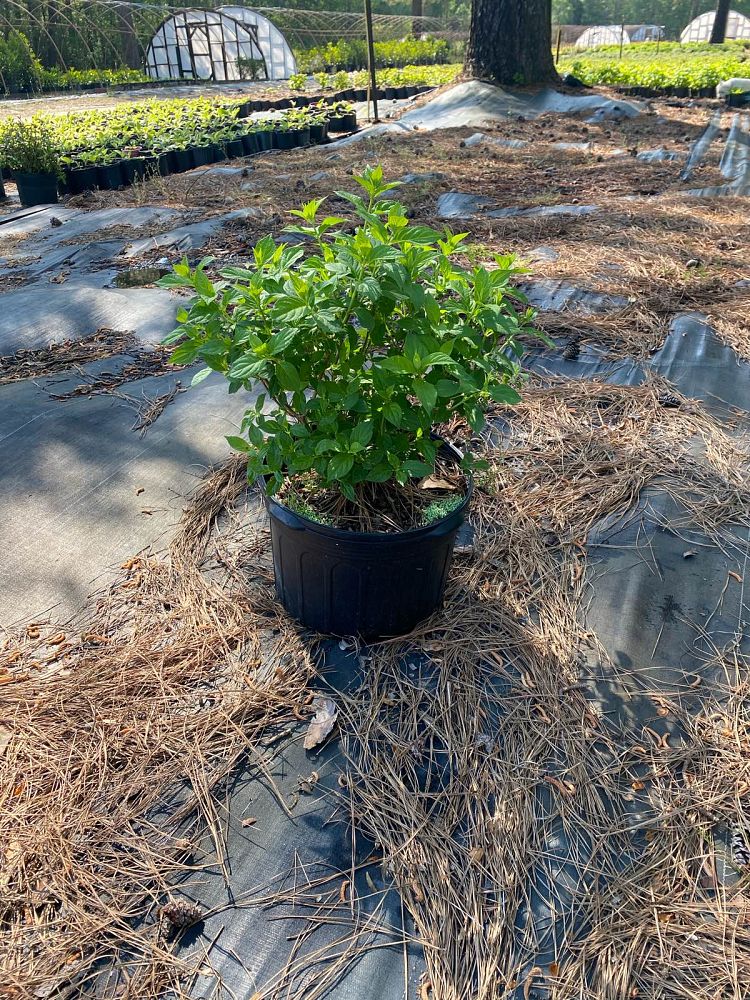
left=339, top=481, right=356, bottom=502
left=414, top=380, right=437, bottom=411
left=382, top=401, right=403, bottom=427
left=194, top=268, right=215, bottom=298
left=276, top=360, right=302, bottom=391
left=228, top=356, right=270, bottom=381
left=226, top=435, right=251, bottom=453
left=190, top=367, right=212, bottom=386
left=378, top=356, right=415, bottom=374
left=268, top=328, right=297, bottom=355
left=350, top=421, right=373, bottom=447
left=170, top=342, right=200, bottom=365
left=403, top=460, right=434, bottom=478
left=328, top=453, right=354, bottom=480
left=488, top=384, right=521, bottom=404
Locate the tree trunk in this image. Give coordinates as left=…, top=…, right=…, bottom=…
left=411, top=0, right=423, bottom=38
left=465, top=0, right=559, bottom=87
left=709, top=0, right=731, bottom=43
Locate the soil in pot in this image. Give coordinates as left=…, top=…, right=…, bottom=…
left=14, top=171, right=59, bottom=206
left=96, top=162, right=124, bottom=190
left=265, top=449, right=470, bottom=638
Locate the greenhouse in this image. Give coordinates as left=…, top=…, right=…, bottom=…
left=575, top=24, right=630, bottom=48
left=145, top=7, right=296, bottom=82
left=680, top=9, right=750, bottom=43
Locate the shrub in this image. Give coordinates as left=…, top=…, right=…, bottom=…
left=0, top=30, right=43, bottom=93
left=298, top=36, right=460, bottom=73
left=160, top=166, right=539, bottom=500
left=0, top=117, right=60, bottom=175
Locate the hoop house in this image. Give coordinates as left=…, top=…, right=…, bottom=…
left=145, top=8, right=295, bottom=82
left=629, top=24, right=665, bottom=42
left=575, top=25, right=631, bottom=49
left=680, top=10, right=750, bottom=42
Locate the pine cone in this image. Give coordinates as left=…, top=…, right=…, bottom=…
left=563, top=339, right=581, bottom=361
left=658, top=392, right=681, bottom=409
left=732, top=827, right=750, bottom=869
left=160, top=898, right=203, bottom=929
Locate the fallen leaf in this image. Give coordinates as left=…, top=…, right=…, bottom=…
left=524, top=967, right=542, bottom=1000
left=303, top=696, right=338, bottom=750
left=631, top=779, right=646, bottom=791
left=418, top=979, right=432, bottom=1000
left=241, top=817, right=257, bottom=828
left=549, top=962, right=560, bottom=976
left=683, top=549, right=697, bottom=559
left=338, top=879, right=349, bottom=902
left=469, top=847, right=485, bottom=865
left=729, top=571, right=744, bottom=583
left=136, top=487, right=145, bottom=496
left=365, top=871, right=378, bottom=893
left=410, top=878, right=425, bottom=903
left=420, top=476, right=454, bottom=490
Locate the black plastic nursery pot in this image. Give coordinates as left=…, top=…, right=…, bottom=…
left=66, top=165, right=98, bottom=194
left=256, top=131, right=273, bottom=151
left=157, top=152, right=171, bottom=176
left=308, top=122, right=328, bottom=144
left=121, top=156, right=147, bottom=185
left=241, top=133, right=260, bottom=155
left=192, top=145, right=213, bottom=167
left=13, top=171, right=59, bottom=206
left=225, top=138, right=245, bottom=159
left=168, top=148, right=193, bottom=173
left=727, top=92, right=750, bottom=107
left=274, top=128, right=309, bottom=150
left=326, top=112, right=357, bottom=134
left=96, top=162, right=124, bottom=190
left=264, top=447, right=472, bottom=640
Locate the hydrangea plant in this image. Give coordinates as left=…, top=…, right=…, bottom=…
left=160, top=166, right=539, bottom=501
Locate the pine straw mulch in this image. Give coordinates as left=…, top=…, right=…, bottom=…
left=0, top=455, right=314, bottom=999
left=0, top=329, right=138, bottom=385
left=2, top=374, right=750, bottom=998
left=239, top=377, right=750, bottom=1000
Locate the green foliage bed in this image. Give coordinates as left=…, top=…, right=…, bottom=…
left=559, top=40, right=750, bottom=92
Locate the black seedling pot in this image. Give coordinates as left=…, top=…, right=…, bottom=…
left=96, top=162, right=124, bottom=190
left=727, top=92, right=750, bottom=107
left=264, top=443, right=471, bottom=640
left=327, top=112, right=357, bottom=133
left=142, top=156, right=159, bottom=178
left=237, top=101, right=252, bottom=118
left=256, top=131, right=273, bottom=151
left=121, top=157, right=147, bottom=185
left=212, top=144, right=228, bottom=162
left=384, top=86, right=396, bottom=100
left=241, top=133, right=260, bottom=154
left=156, top=152, right=171, bottom=176
left=168, top=148, right=192, bottom=173
left=308, top=122, right=328, bottom=144
left=66, top=165, right=98, bottom=194
left=192, top=145, right=212, bottom=167
left=225, top=138, right=244, bottom=159
left=13, top=171, right=59, bottom=206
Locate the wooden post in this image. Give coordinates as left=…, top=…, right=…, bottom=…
left=364, top=0, right=379, bottom=122
left=555, top=27, right=562, bottom=65
left=619, top=22, right=626, bottom=58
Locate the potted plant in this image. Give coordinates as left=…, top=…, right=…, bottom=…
left=0, top=117, right=61, bottom=206
left=160, top=167, right=537, bottom=638
left=326, top=101, right=357, bottom=134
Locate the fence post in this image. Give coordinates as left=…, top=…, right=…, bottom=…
left=364, top=0, right=379, bottom=122
left=619, top=22, right=625, bottom=58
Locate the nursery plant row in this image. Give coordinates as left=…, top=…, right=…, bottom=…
left=0, top=85, right=434, bottom=200
left=559, top=40, right=749, bottom=94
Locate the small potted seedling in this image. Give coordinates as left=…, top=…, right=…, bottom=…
left=326, top=101, right=357, bottom=133
left=0, top=117, right=61, bottom=206
left=160, top=167, right=539, bottom=639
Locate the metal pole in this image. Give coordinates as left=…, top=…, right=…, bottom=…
left=555, top=27, right=562, bottom=65
left=619, top=22, right=625, bottom=59
left=364, top=0, right=379, bottom=122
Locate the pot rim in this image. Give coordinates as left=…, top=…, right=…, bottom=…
left=263, top=439, right=473, bottom=542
